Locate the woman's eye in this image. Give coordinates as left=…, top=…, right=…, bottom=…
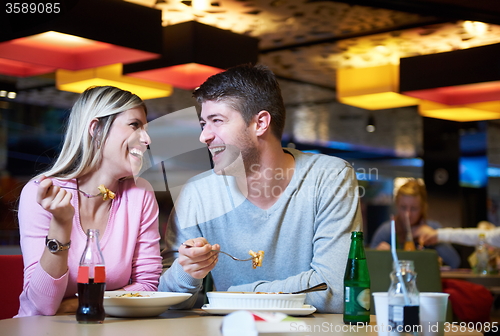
left=130, top=122, right=139, bottom=129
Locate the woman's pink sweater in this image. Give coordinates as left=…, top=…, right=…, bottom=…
left=16, top=177, right=162, bottom=317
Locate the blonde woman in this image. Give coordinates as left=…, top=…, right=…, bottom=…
left=369, top=179, right=461, bottom=268
left=16, top=86, right=162, bottom=317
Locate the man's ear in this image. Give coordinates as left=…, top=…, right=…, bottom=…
left=255, top=110, right=271, bottom=136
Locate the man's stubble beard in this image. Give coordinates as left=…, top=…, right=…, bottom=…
left=213, top=133, right=260, bottom=178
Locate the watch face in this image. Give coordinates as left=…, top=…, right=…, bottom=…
left=47, top=240, right=59, bottom=252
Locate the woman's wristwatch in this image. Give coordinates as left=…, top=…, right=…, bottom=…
left=45, top=236, right=71, bottom=253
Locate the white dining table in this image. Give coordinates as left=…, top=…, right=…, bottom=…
left=0, top=310, right=485, bottom=336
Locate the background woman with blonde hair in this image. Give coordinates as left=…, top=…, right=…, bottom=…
left=16, top=86, right=162, bottom=317
left=370, top=179, right=461, bottom=268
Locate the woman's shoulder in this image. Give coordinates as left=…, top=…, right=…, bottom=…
left=20, top=178, right=37, bottom=199
left=375, top=220, right=391, bottom=231
left=426, top=220, right=443, bottom=229
left=371, top=221, right=391, bottom=238
left=120, top=177, right=155, bottom=196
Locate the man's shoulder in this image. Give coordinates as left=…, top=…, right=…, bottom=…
left=175, top=170, right=231, bottom=200
left=182, top=170, right=221, bottom=188
left=287, top=148, right=351, bottom=170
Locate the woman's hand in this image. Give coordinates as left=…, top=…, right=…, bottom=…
left=375, top=241, right=391, bottom=250
left=36, top=175, right=74, bottom=224
left=36, top=175, right=74, bottom=278
left=178, top=238, right=219, bottom=279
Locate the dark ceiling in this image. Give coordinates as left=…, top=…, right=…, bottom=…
left=330, top=1, right=500, bottom=25
left=2, top=0, right=500, bottom=92
left=1, top=0, right=499, bottom=170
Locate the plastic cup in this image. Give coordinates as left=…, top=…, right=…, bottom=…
left=419, top=292, right=450, bottom=336
left=373, top=292, right=390, bottom=336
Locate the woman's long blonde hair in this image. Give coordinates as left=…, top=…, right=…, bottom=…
left=38, top=86, right=146, bottom=180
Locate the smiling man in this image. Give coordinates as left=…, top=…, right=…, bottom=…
left=159, top=64, right=363, bottom=313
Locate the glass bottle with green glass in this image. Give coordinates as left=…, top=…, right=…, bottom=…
left=343, top=231, right=371, bottom=324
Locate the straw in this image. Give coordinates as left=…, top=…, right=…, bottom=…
left=403, top=212, right=416, bottom=250
left=391, top=218, right=410, bottom=305
left=404, top=212, right=413, bottom=242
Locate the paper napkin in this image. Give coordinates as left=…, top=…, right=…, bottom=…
left=221, top=310, right=307, bottom=336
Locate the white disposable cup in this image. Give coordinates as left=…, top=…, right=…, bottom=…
left=419, top=292, right=450, bottom=336
left=373, top=292, right=389, bottom=336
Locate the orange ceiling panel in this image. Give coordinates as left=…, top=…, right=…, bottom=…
left=0, top=32, right=159, bottom=77
left=127, top=63, right=224, bottom=90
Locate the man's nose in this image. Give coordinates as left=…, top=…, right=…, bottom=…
left=199, top=125, right=214, bottom=144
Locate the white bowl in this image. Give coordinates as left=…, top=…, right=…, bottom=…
left=206, top=291, right=306, bottom=309
left=103, top=291, right=192, bottom=317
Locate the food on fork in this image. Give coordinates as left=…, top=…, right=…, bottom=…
left=98, top=184, right=116, bottom=201
left=248, top=250, right=265, bottom=269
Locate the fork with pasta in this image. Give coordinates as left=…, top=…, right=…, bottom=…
left=181, top=243, right=264, bottom=269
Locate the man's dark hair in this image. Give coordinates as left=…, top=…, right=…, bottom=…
left=193, top=64, right=286, bottom=139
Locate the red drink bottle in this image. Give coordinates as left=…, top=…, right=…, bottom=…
left=76, top=229, right=106, bottom=324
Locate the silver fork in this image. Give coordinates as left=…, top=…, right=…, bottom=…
left=181, top=243, right=254, bottom=261
left=33, top=180, right=102, bottom=198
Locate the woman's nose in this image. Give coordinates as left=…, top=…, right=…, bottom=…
left=141, top=128, right=151, bottom=145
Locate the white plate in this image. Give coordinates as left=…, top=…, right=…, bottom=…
left=103, top=291, right=192, bottom=317
left=206, top=291, right=306, bottom=309
left=201, top=304, right=316, bottom=316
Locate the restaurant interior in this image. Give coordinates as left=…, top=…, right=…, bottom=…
left=1, top=0, right=500, bottom=325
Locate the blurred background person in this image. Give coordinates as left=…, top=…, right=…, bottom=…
left=370, top=179, right=461, bottom=268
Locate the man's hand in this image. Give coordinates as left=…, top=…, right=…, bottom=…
left=178, top=238, right=220, bottom=279
left=56, top=297, right=78, bottom=315
left=414, top=225, right=439, bottom=246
